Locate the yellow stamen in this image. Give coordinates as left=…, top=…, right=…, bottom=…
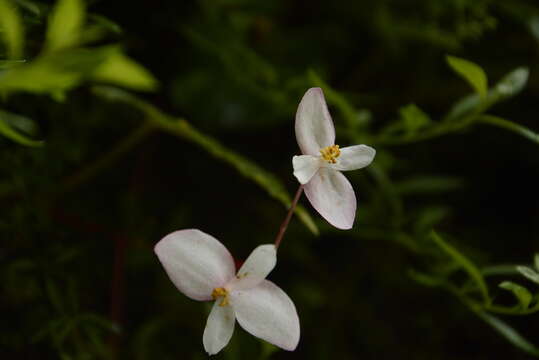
left=320, top=145, right=341, bottom=164
left=211, top=287, right=230, bottom=306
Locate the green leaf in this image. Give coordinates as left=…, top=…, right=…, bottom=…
left=499, top=281, right=532, bottom=308
left=476, top=311, right=539, bottom=357
left=0, top=0, right=24, bottom=58
left=494, top=67, right=529, bottom=98
left=445, top=67, right=529, bottom=123
left=446, top=55, right=488, bottom=98
left=535, top=254, right=539, bottom=271
left=517, top=266, right=539, bottom=285
left=91, top=50, right=158, bottom=91
left=0, top=47, right=113, bottom=94
left=431, top=231, right=489, bottom=303
left=92, top=86, right=319, bottom=235
left=399, top=104, right=431, bottom=132
left=0, top=109, right=43, bottom=146
left=45, top=0, right=85, bottom=52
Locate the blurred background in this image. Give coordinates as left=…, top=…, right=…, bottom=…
left=1, top=0, right=539, bottom=358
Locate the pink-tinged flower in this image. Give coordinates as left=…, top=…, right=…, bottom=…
left=154, top=229, right=300, bottom=355
left=293, top=87, right=376, bottom=230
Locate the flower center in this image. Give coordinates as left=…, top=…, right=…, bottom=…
left=211, top=287, right=230, bottom=307
left=320, top=145, right=341, bottom=164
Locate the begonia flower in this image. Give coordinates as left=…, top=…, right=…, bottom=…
left=154, top=229, right=300, bottom=355
left=292, top=87, right=376, bottom=229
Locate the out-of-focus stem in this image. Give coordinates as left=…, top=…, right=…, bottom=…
left=61, top=121, right=154, bottom=193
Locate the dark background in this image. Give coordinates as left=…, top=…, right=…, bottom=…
left=2, top=0, right=539, bottom=358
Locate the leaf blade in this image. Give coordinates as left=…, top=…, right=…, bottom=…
left=45, top=0, right=85, bottom=52
left=446, top=55, right=488, bottom=98
left=0, top=0, right=24, bottom=58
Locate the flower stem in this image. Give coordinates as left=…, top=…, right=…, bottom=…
left=274, top=185, right=304, bottom=249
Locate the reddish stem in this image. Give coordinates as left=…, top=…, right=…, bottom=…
left=274, top=185, right=304, bottom=249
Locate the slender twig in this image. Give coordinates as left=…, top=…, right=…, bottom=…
left=274, top=185, right=304, bottom=249
left=61, top=121, right=155, bottom=193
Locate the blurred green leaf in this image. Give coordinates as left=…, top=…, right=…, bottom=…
left=493, top=67, right=529, bottom=98
left=0, top=0, right=24, bottom=58
left=431, top=231, right=489, bottom=303
left=517, top=266, right=539, bottom=285
left=445, top=67, right=529, bottom=122
left=93, top=86, right=319, bottom=235
left=535, top=254, right=539, bottom=271
left=399, top=103, right=431, bottom=132
left=446, top=55, right=488, bottom=98
left=0, top=47, right=114, bottom=94
left=499, top=281, right=532, bottom=308
left=0, top=109, right=43, bottom=146
left=476, top=311, right=539, bottom=357
left=45, top=0, right=85, bottom=53
left=91, top=50, right=158, bottom=91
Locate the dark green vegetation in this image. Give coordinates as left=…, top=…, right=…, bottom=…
left=1, top=0, right=539, bottom=358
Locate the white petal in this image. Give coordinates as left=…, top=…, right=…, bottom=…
left=232, top=280, right=300, bottom=351
left=295, top=87, right=335, bottom=156
left=329, top=145, right=376, bottom=171
left=303, top=168, right=356, bottom=229
left=292, top=155, right=322, bottom=184
left=203, top=300, right=236, bottom=355
left=154, top=229, right=236, bottom=301
left=228, top=244, right=277, bottom=291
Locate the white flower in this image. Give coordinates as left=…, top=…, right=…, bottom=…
left=293, top=87, right=376, bottom=229
left=154, top=229, right=300, bottom=355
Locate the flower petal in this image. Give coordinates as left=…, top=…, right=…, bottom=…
left=295, top=87, right=335, bottom=155
left=329, top=144, right=376, bottom=171
left=303, top=168, right=356, bottom=229
left=154, top=229, right=236, bottom=301
left=203, top=300, right=236, bottom=355
left=292, top=155, right=321, bottom=184
left=228, top=244, right=276, bottom=291
left=232, top=280, right=300, bottom=351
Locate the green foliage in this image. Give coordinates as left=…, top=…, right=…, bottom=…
left=431, top=231, right=489, bottom=302
left=45, top=0, right=85, bottom=53
left=499, top=281, right=532, bottom=308
left=0, top=109, right=42, bottom=146
left=91, top=50, right=158, bottom=91
left=0, top=0, right=24, bottom=59
left=476, top=311, right=539, bottom=357
left=446, top=55, right=488, bottom=98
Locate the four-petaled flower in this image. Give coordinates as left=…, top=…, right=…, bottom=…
left=293, top=87, right=376, bottom=229
left=154, top=229, right=300, bottom=355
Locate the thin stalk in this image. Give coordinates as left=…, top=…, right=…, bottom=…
left=274, top=185, right=303, bottom=249
left=61, top=121, right=154, bottom=193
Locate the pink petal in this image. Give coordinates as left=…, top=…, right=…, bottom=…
left=154, top=229, right=236, bottom=301
left=228, top=244, right=276, bottom=291
left=329, top=145, right=376, bottom=171
left=203, top=300, right=236, bottom=355
left=231, top=280, right=300, bottom=351
left=292, top=155, right=321, bottom=184
left=295, top=87, right=335, bottom=156
left=304, top=168, right=356, bottom=229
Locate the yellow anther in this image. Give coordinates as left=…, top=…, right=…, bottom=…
left=320, top=145, right=341, bottom=164
left=211, top=287, right=230, bottom=307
